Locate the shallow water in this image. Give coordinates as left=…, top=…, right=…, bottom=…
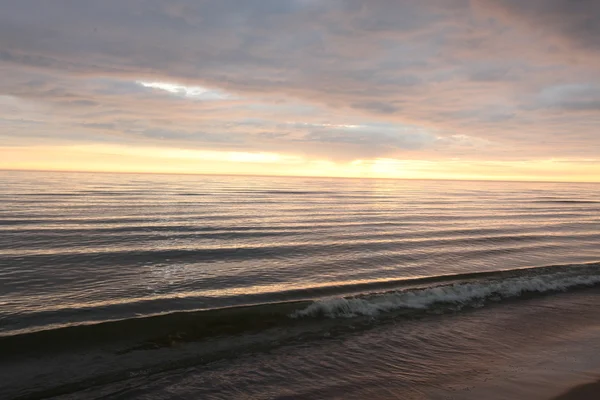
left=1, top=171, right=600, bottom=399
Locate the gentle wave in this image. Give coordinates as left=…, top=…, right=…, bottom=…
left=531, top=200, right=600, bottom=204
left=293, top=264, right=600, bottom=318
left=0, top=240, right=577, bottom=266
left=2, top=262, right=599, bottom=357
left=3, top=232, right=599, bottom=258
left=2, top=210, right=598, bottom=227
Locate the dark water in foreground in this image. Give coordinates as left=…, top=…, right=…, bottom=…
left=1, top=171, right=600, bottom=399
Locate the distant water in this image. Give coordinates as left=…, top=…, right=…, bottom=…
left=2, top=171, right=600, bottom=399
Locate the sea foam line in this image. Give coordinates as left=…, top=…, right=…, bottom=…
left=292, top=271, right=600, bottom=318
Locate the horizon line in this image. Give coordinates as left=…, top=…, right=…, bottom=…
left=1, top=168, right=599, bottom=185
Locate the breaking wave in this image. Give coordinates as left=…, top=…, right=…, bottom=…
left=2, top=262, right=600, bottom=359
left=293, top=263, right=600, bottom=318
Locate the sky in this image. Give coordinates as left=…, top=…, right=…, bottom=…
left=1, top=0, right=599, bottom=181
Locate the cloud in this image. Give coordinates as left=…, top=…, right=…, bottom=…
left=479, top=0, right=600, bottom=50
left=0, top=0, right=598, bottom=170
left=137, top=81, right=232, bottom=100
left=538, top=83, right=600, bottom=111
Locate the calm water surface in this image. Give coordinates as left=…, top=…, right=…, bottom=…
left=1, top=171, right=600, bottom=399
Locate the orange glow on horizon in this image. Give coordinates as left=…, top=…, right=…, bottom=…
left=2, top=144, right=600, bottom=183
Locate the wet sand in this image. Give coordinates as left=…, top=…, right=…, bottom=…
left=553, top=380, right=600, bottom=400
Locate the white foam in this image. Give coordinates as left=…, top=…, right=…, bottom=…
left=292, top=272, right=600, bottom=318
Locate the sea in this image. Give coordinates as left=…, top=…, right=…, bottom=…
left=1, top=170, right=600, bottom=399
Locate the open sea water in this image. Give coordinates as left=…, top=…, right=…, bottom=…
left=2, top=171, right=600, bottom=399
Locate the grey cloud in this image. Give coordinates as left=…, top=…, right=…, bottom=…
left=482, top=0, right=600, bottom=50
left=69, top=100, right=99, bottom=107
left=0, top=0, right=599, bottom=162
left=352, top=101, right=400, bottom=115
left=539, top=83, right=600, bottom=111
left=467, top=65, right=517, bottom=83
left=303, top=127, right=434, bottom=150
left=139, top=128, right=243, bottom=144
left=0, top=1, right=454, bottom=84
left=81, top=123, right=117, bottom=130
